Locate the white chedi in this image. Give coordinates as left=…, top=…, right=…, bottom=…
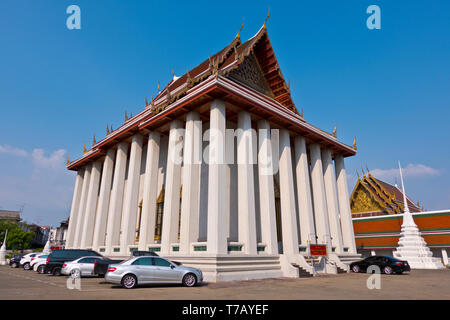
left=43, top=239, right=51, bottom=254
left=393, top=162, right=444, bottom=269
left=0, top=230, right=7, bottom=266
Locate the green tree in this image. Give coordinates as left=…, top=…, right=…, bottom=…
left=0, top=221, right=35, bottom=251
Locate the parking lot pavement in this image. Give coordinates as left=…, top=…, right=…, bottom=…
left=1, top=266, right=449, bottom=300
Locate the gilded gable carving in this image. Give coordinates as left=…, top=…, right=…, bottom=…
left=227, top=53, right=273, bottom=97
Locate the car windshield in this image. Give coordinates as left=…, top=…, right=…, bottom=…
left=385, top=256, right=402, bottom=262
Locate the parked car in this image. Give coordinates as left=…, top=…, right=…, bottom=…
left=93, top=250, right=158, bottom=277
left=20, top=252, right=42, bottom=270
left=105, top=256, right=203, bottom=289
left=34, top=259, right=48, bottom=274
left=9, top=254, right=23, bottom=268
left=30, top=254, right=48, bottom=270
left=350, top=256, right=411, bottom=274
left=45, top=249, right=102, bottom=276
left=61, top=256, right=105, bottom=278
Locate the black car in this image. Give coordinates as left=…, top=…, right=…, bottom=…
left=350, top=256, right=411, bottom=275
left=9, top=254, right=23, bottom=268
left=45, top=249, right=102, bottom=276
left=93, top=250, right=158, bottom=277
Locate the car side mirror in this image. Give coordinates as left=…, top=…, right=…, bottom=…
left=170, top=264, right=175, bottom=269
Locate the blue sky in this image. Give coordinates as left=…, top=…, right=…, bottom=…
left=0, top=1, right=449, bottom=226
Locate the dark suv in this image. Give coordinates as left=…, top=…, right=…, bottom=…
left=45, top=249, right=102, bottom=276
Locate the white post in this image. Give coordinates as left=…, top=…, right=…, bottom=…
left=105, top=141, right=129, bottom=255
left=207, top=99, right=228, bottom=255
left=65, top=169, right=84, bottom=248
left=92, top=148, right=116, bottom=252
left=161, top=120, right=183, bottom=255
left=257, top=120, right=278, bottom=255
left=138, top=131, right=161, bottom=251
left=309, top=143, right=332, bottom=253
left=322, top=148, right=344, bottom=254
left=441, top=249, right=449, bottom=266
left=335, top=154, right=357, bottom=253
left=80, top=159, right=102, bottom=249
left=73, top=164, right=92, bottom=248
left=179, top=112, right=202, bottom=254
left=294, top=136, right=316, bottom=246
left=237, top=111, right=257, bottom=255
left=278, top=129, right=299, bottom=256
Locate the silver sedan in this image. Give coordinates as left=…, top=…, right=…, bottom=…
left=61, top=256, right=105, bottom=278
left=105, top=256, right=203, bottom=289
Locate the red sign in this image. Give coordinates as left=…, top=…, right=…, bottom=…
left=309, top=244, right=327, bottom=256
left=50, top=246, right=63, bottom=250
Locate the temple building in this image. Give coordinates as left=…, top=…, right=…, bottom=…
left=351, top=171, right=450, bottom=266
left=64, top=19, right=360, bottom=281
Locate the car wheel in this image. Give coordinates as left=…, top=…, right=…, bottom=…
left=121, top=274, right=137, bottom=289
left=71, top=269, right=81, bottom=279
left=23, top=262, right=31, bottom=270
left=383, top=266, right=393, bottom=275
left=351, top=265, right=360, bottom=273
left=52, top=268, right=61, bottom=276
left=182, top=273, right=197, bottom=287
left=37, top=265, right=46, bottom=274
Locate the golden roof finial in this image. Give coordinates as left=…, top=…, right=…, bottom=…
left=366, top=165, right=370, bottom=176
left=110, top=125, right=113, bottom=132
left=352, top=136, right=357, bottom=150
left=356, top=170, right=360, bottom=180
left=92, top=135, right=96, bottom=146
left=332, top=125, right=337, bottom=138
left=83, top=143, right=87, bottom=154
left=263, top=6, right=270, bottom=30
left=300, top=108, right=304, bottom=117
left=124, top=111, right=129, bottom=122
left=106, top=124, right=110, bottom=135
left=361, top=167, right=366, bottom=178
left=157, top=81, right=160, bottom=93
left=236, top=17, right=245, bottom=39
left=287, top=80, right=290, bottom=91
left=145, top=97, right=148, bottom=107
left=66, top=155, right=70, bottom=166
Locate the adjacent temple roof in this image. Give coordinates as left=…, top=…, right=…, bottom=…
left=350, top=171, right=422, bottom=217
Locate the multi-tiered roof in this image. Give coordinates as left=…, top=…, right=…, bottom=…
left=67, top=20, right=356, bottom=171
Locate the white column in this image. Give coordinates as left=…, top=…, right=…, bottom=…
left=138, top=131, right=161, bottom=251
left=105, top=142, right=129, bottom=254
left=309, top=143, right=332, bottom=252
left=294, top=136, right=316, bottom=246
left=120, top=134, right=144, bottom=254
left=73, top=164, right=92, bottom=248
left=257, top=120, right=278, bottom=255
left=207, top=99, right=228, bottom=255
left=442, top=249, right=449, bottom=266
left=278, top=129, right=299, bottom=256
left=335, top=154, right=357, bottom=253
left=92, top=149, right=115, bottom=252
left=80, top=160, right=102, bottom=249
left=161, top=120, right=183, bottom=255
left=179, top=112, right=202, bottom=254
left=322, top=148, right=344, bottom=253
left=65, top=169, right=84, bottom=248
left=236, top=111, right=257, bottom=255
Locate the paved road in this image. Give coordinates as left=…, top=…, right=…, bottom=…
left=0, top=266, right=449, bottom=300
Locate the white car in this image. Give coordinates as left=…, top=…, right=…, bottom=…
left=61, top=256, right=105, bottom=278
left=20, top=252, right=42, bottom=270
left=31, top=254, right=48, bottom=270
